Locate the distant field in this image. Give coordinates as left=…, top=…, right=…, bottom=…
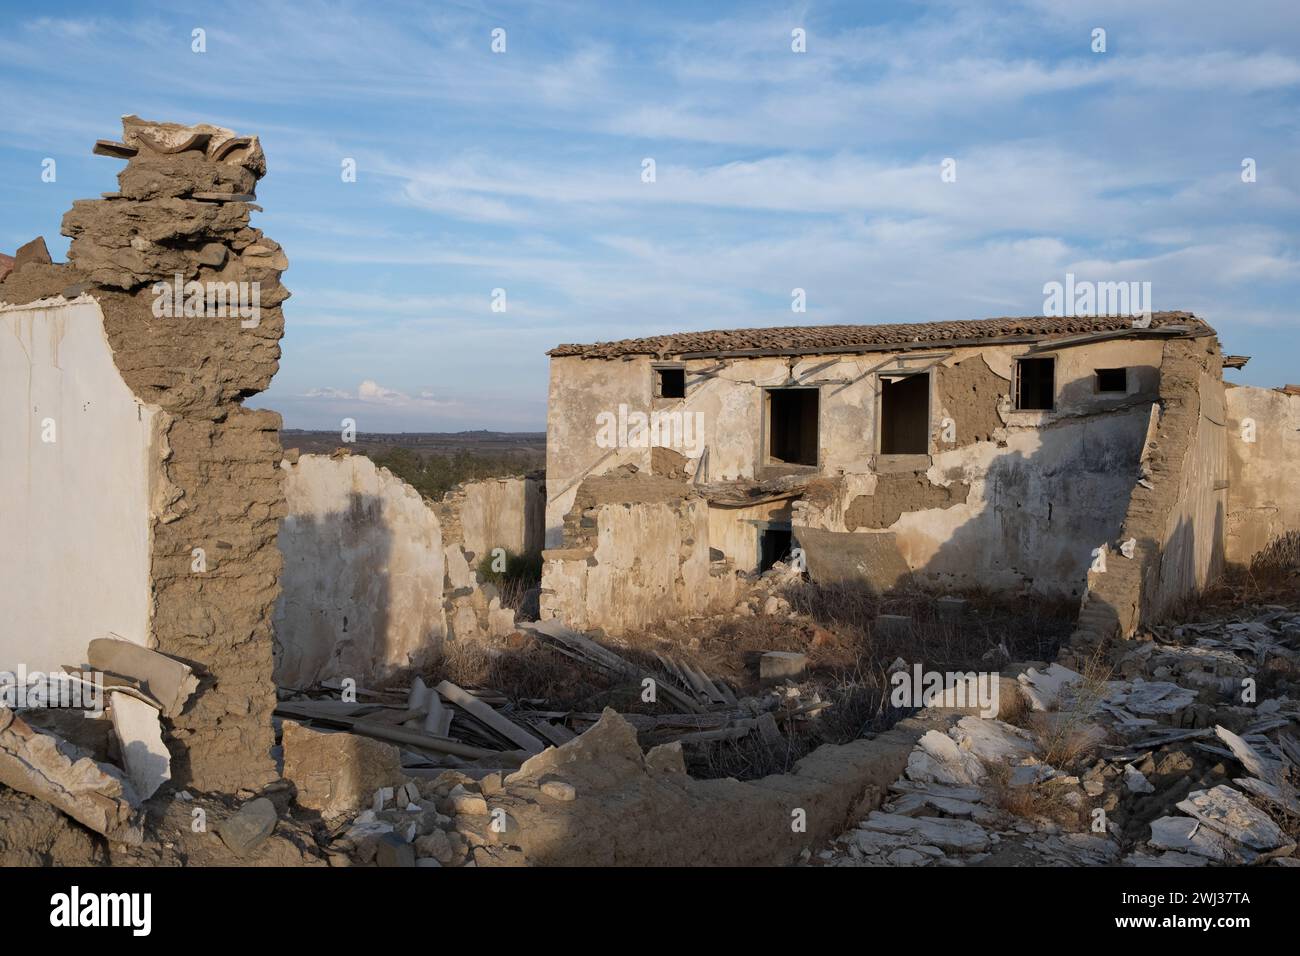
left=281, top=430, right=546, bottom=500
left=281, top=429, right=545, bottom=457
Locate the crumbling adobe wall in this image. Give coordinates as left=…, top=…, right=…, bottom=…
left=439, top=475, right=545, bottom=561
left=1224, top=385, right=1300, bottom=564
left=276, top=455, right=525, bottom=687
left=477, top=706, right=952, bottom=866
left=844, top=474, right=971, bottom=529
left=937, top=354, right=1009, bottom=447
left=1069, top=337, right=1227, bottom=655
left=541, top=492, right=743, bottom=634
left=0, top=117, right=288, bottom=792
left=275, top=454, right=448, bottom=688
left=548, top=339, right=1162, bottom=600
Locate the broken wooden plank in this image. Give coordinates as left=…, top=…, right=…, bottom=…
left=434, top=681, right=545, bottom=755
left=273, top=701, right=505, bottom=761
left=529, top=719, right=577, bottom=747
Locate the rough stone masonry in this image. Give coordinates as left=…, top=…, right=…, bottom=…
left=0, top=116, right=289, bottom=792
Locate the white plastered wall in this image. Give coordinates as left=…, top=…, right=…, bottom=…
left=0, top=297, right=157, bottom=672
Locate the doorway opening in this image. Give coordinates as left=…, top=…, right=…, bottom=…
left=759, top=527, right=793, bottom=572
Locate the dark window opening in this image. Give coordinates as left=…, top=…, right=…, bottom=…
left=880, top=374, right=930, bottom=454
left=1016, top=358, right=1055, bottom=410
left=656, top=367, right=686, bottom=399
left=759, top=528, right=793, bottom=572
left=767, top=389, right=819, bottom=465
left=1096, top=367, right=1128, bottom=393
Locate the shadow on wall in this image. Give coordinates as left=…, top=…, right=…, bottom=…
left=807, top=387, right=1155, bottom=600
left=273, top=491, right=398, bottom=689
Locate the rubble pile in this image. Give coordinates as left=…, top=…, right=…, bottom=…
left=811, top=603, right=1300, bottom=867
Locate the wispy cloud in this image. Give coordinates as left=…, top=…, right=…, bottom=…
left=2, top=0, right=1297, bottom=430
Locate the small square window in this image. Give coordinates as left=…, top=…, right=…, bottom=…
left=1096, top=368, right=1128, bottom=393
left=656, top=367, right=686, bottom=399
left=1015, top=357, right=1055, bottom=410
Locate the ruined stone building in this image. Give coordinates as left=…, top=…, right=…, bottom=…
left=541, top=315, right=1297, bottom=642
left=1, top=117, right=288, bottom=802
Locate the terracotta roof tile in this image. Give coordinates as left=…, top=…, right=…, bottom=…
left=549, top=312, right=1213, bottom=359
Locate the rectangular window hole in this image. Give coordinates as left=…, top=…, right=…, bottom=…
left=767, top=388, right=819, bottom=465
left=1016, top=357, right=1055, bottom=410
left=1096, top=367, right=1128, bottom=393
left=656, top=367, right=686, bottom=399
left=880, top=373, right=930, bottom=454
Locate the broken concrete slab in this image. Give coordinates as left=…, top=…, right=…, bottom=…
left=759, top=651, right=808, bottom=680
left=0, top=706, right=143, bottom=845
left=1234, top=775, right=1300, bottom=815
left=217, top=797, right=278, bottom=856
left=1176, top=785, right=1287, bottom=851
left=905, top=729, right=985, bottom=786
left=434, top=680, right=545, bottom=754
left=1124, top=763, right=1156, bottom=794
left=1110, top=679, right=1198, bottom=718
left=281, top=720, right=407, bottom=821
left=1148, top=816, right=1232, bottom=862
left=108, top=691, right=170, bottom=801
left=950, top=716, right=1036, bottom=764
left=1016, top=663, right=1081, bottom=711
left=860, top=811, right=990, bottom=853
left=889, top=791, right=981, bottom=819
left=1214, top=725, right=1283, bottom=782
left=87, top=637, right=198, bottom=719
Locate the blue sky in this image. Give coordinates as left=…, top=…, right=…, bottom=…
left=2, top=0, right=1297, bottom=431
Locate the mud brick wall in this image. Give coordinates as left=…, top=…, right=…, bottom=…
left=1069, top=336, right=1226, bottom=657
left=0, top=117, right=289, bottom=792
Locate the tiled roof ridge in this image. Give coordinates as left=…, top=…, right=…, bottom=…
left=549, top=312, right=1212, bottom=359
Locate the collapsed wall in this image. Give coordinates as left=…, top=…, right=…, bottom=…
left=0, top=116, right=288, bottom=792
left=1224, top=385, right=1300, bottom=564
left=1069, top=336, right=1228, bottom=653
left=540, top=477, right=744, bottom=633
left=275, top=454, right=537, bottom=686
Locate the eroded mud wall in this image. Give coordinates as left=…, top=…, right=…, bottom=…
left=275, top=454, right=447, bottom=688
left=276, top=456, right=532, bottom=685
left=541, top=494, right=743, bottom=633
left=0, top=117, right=288, bottom=792
left=1070, top=337, right=1227, bottom=653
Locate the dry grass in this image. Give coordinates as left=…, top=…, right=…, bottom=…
left=1034, top=641, right=1113, bottom=770
left=1175, top=531, right=1300, bottom=614
left=787, top=580, right=1076, bottom=674
left=407, top=580, right=1080, bottom=782
left=984, top=762, right=1088, bottom=830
